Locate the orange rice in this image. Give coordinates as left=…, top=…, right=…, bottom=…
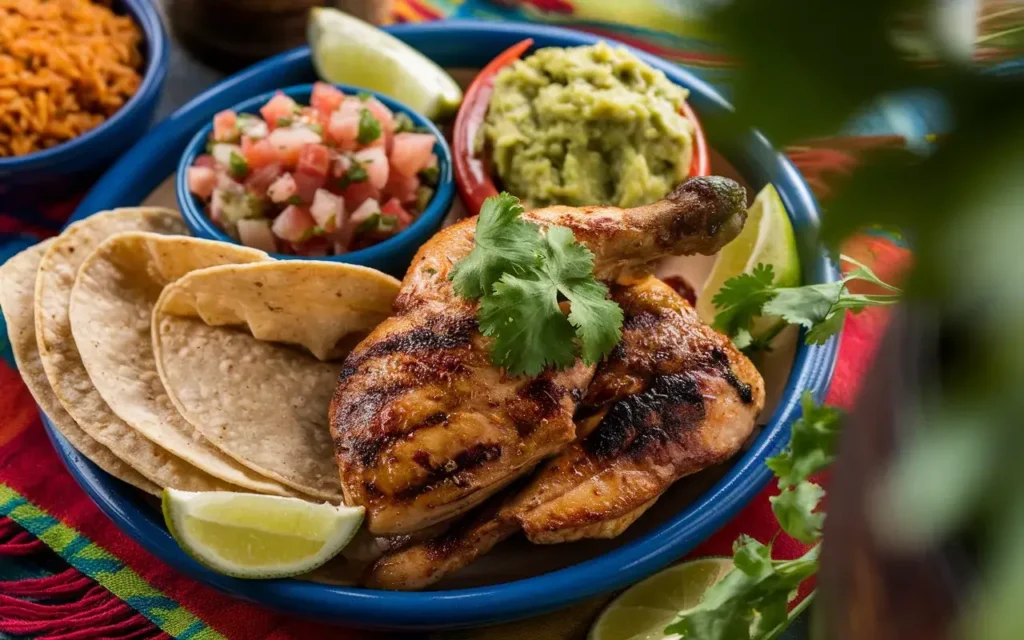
left=0, top=0, right=144, bottom=157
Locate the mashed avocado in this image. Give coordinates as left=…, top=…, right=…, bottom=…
left=481, top=42, right=694, bottom=209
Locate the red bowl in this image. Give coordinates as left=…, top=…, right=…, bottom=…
left=452, top=39, right=711, bottom=216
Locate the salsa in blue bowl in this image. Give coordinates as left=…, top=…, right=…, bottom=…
left=176, top=83, right=454, bottom=275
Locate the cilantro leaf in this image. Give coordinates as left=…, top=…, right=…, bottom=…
left=666, top=395, right=843, bottom=638
left=770, top=481, right=826, bottom=544
left=766, top=392, right=843, bottom=542
left=450, top=194, right=624, bottom=375
left=338, top=161, right=368, bottom=189
left=479, top=273, right=578, bottom=376
left=357, top=108, right=382, bottom=144
left=766, top=392, right=844, bottom=489
left=712, top=256, right=901, bottom=351
left=541, top=226, right=623, bottom=365
left=449, top=193, right=542, bottom=299
left=228, top=151, right=249, bottom=179
left=665, top=538, right=820, bottom=639
left=711, top=263, right=776, bottom=336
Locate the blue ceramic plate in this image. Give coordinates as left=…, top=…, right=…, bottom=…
left=48, top=20, right=838, bottom=631
left=176, top=83, right=455, bottom=273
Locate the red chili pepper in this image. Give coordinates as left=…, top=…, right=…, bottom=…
left=452, top=38, right=710, bottom=217
left=453, top=39, right=534, bottom=216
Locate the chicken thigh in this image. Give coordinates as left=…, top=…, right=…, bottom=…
left=365, top=277, right=765, bottom=589
left=329, top=177, right=748, bottom=535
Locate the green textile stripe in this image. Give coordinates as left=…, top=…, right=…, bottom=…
left=0, top=483, right=225, bottom=640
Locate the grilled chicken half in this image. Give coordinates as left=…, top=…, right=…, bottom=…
left=365, top=277, right=765, bottom=589
left=330, top=177, right=749, bottom=535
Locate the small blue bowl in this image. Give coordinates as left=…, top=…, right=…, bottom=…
left=0, top=0, right=168, bottom=206
left=176, top=84, right=455, bottom=275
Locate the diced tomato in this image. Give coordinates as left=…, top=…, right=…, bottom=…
left=213, top=110, right=238, bottom=142
left=187, top=166, right=217, bottom=200
left=339, top=180, right=381, bottom=211
left=271, top=205, right=316, bottom=243
left=390, top=133, right=436, bottom=177
left=384, top=169, right=419, bottom=205
left=244, top=162, right=282, bottom=195
left=294, top=144, right=331, bottom=202
left=237, top=219, right=277, bottom=253
left=311, top=82, right=345, bottom=116
left=327, top=111, right=360, bottom=151
left=293, top=171, right=325, bottom=203
left=266, top=127, right=322, bottom=168
left=297, top=143, right=331, bottom=177
left=194, top=154, right=216, bottom=169
left=241, top=137, right=279, bottom=169
left=261, top=92, right=298, bottom=129
left=267, top=172, right=297, bottom=203
left=310, top=188, right=343, bottom=232
left=354, top=147, right=389, bottom=190
left=381, top=197, right=414, bottom=230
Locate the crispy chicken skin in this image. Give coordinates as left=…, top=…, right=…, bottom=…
left=364, top=277, right=765, bottom=590
left=330, top=177, right=748, bottom=536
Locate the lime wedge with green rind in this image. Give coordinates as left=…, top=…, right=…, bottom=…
left=588, top=557, right=734, bottom=640
left=162, top=488, right=364, bottom=579
left=696, top=184, right=801, bottom=327
left=308, top=8, right=463, bottom=120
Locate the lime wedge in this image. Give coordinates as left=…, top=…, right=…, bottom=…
left=307, top=8, right=463, bottom=120
left=162, top=489, right=364, bottom=579
left=696, top=184, right=801, bottom=326
left=589, top=557, right=734, bottom=640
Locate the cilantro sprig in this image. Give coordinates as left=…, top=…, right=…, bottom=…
left=712, top=256, right=901, bottom=351
left=357, top=109, right=381, bottom=145
left=451, top=193, right=623, bottom=376
left=665, top=393, right=844, bottom=639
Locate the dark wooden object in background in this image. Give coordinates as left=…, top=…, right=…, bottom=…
left=817, top=309, right=964, bottom=640
left=167, top=0, right=392, bottom=71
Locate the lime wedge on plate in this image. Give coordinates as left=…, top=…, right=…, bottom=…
left=162, top=489, right=364, bottom=579
left=308, top=8, right=463, bottom=120
left=696, top=184, right=801, bottom=326
left=589, top=557, right=734, bottom=640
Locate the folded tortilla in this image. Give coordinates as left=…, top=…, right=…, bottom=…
left=152, top=261, right=401, bottom=503
left=34, top=209, right=238, bottom=492
left=0, top=240, right=159, bottom=496
left=67, top=231, right=304, bottom=497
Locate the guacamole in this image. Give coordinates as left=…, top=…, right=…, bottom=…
left=481, top=42, right=694, bottom=209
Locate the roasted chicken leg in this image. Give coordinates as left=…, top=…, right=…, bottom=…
left=329, top=177, right=748, bottom=535
left=365, top=277, right=765, bottom=590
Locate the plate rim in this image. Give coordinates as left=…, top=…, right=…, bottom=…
left=48, top=19, right=839, bottom=630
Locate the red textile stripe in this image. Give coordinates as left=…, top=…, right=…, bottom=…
left=0, top=560, right=164, bottom=640
left=405, top=0, right=443, bottom=20
left=0, top=362, right=371, bottom=638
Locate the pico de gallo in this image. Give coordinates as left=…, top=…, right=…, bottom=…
left=186, top=82, right=441, bottom=256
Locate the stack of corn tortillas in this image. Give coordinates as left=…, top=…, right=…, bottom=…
left=0, top=208, right=399, bottom=505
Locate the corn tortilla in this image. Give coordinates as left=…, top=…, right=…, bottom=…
left=68, top=231, right=305, bottom=497
left=0, top=240, right=159, bottom=496
left=34, top=209, right=237, bottom=492
left=152, top=261, right=401, bottom=502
